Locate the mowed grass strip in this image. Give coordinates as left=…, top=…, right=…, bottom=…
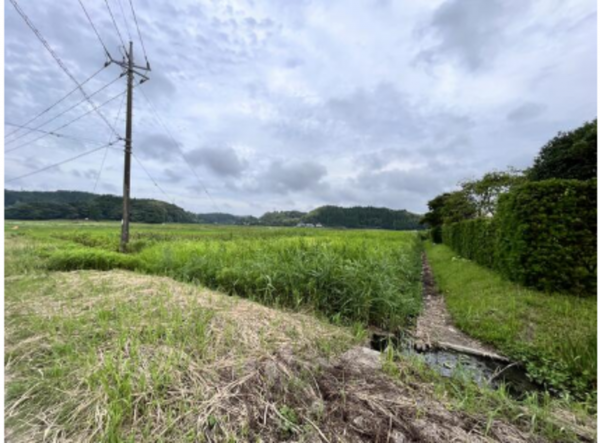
left=425, top=242, right=596, bottom=404
left=5, top=270, right=359, bottom=442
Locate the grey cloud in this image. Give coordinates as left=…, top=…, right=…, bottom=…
left=507, top=102, right=546, bottom=122
left=419, top=0, right=525, bottom=70
left=260, top=160, right=327, bottom=194
left=164, top=168, right=184, bottom=183
left=187, top=146, right=248, bottom=177
left=138, top=133, right=177, bottom=161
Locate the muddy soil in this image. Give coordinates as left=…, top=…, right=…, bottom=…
left=414, top=254, right=503, bottom=357
left=224, top=347, right=542, bottom=443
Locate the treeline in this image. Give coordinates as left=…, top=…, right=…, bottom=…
left=422, top=119, right=597, bottom=295
left=304, top=205, right=423, bottom=230
left=5, top=191, right=197, bottom=224
left=5, top=190, right=424, bottom=230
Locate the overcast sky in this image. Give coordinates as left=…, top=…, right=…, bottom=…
left=5, top=0, right=597, bottom=215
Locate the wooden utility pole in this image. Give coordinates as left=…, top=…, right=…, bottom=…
left=120, top=41, right=134, bottom=252
left=111, top=41, right=150, bottom=252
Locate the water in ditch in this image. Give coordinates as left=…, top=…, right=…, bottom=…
left=370, top=333, right=542, bottom=398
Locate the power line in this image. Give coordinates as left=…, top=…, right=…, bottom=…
left=94, top=93, right=127, bottom=192
left=132, top=152, right=174, bottom=203
left=128, top=0, right=150, bottom=67
left=77, top=0, right=111, bottom=59
left=138, top=87, right=220, bottom=211
left=9, top=0, right=121, bottom=139
left=116, top=0, right=133, bottom=42
left=7, top=74, right=123, bottom=145
left=5, top=65, right=107, bottom=140
left=5, top=122, right=108, bottom=145
left=6, top=141, right=120, bottom=183
left=6, top=89, right=127, bottom=153
left=104, top=0, right=126, bottom=49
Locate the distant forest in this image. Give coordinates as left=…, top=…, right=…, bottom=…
left=4, top=190, right=424, bottom=230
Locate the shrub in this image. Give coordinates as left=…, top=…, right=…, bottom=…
left=443, top=179, right=596, bottom=296
left=430, top=226, right=443, bottom=244
left=442, top=219, right=496, bottom=269
left=495, top=179, right=596, bottom=295
left=528, top=120, right=597, bottom=181
left=48, top=249, right=140, bottom=271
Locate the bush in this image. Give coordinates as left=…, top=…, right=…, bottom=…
left=529, top=120, right=597, bottom=181
left=495, top=179, right=596, bottom=295
left=430, top=226, right=443, bottom=244
left=442, top=179, right=596, bottom=296
left=442, top=219, right=496, bottom=269
left=48, top=249, right=141, bottom=271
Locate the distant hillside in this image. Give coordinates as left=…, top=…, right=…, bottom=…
left=5, top=190, right=197, bottom=224
left=5, top=190, right=424, bottom=230
left=260, top=211, right=306, bottom=227
left=197, top=213, right=259, bottom=225
left=303, top=205, right=424, bottom=230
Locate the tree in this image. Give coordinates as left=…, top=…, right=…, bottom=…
left=422, top=191, right=477, bottom=227
left=441, top=191, right=477, bottom=224
left=528, top=119, right=597, bottom=181
left=421, top=193, right=450, bottom=228
left=460, top=169, right=526, bottom=217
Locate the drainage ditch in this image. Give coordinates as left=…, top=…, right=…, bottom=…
left=370, top=333, right=541, bottom=399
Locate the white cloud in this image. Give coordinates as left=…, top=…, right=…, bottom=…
left=4, top=0, right=596, bottom=215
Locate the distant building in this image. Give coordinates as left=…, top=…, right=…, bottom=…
left=315, top=223, right=323, bottom=228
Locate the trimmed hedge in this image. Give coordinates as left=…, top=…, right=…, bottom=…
left=442, top=179, right=596, bottom=296
left=442, top=218, right=497, bottom=269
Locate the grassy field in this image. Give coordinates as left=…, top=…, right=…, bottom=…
left=5, top=221, right=596, bottom=441
left=425, top=241, right=597, bottom=405
left=5, top=220, right=423, bottom=330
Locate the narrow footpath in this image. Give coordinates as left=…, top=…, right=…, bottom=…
left=414, top=254, right=507, bottom=361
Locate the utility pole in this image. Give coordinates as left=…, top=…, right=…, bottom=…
left=121, top=41, right=134, bottom=252
left=110, top=41, right=150, bottom=252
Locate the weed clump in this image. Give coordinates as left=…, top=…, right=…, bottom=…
left=48, top=248, right=140, bottom=271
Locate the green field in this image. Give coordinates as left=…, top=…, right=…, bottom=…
left=6, top=220, right=423, bottom=330
left=5, top=221, right=596, bottom=441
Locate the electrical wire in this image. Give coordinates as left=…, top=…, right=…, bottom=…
left=7, top=74, right=123, bottom=145
left=116, top=0, right=133, bottom=42
left=9, top=0, right=122, bottom=139
left=94, top=93, right=127, bottom=192
left=104, top=0, right=126, bottom=49
left=5, top=65, right=107, bottom=139
left=138, top=87, right=220, bottom=211
left=6, top=141, right=120, bottom=183
left=132, top=152, right=174, bottom=203
left=77, top=0, right=111, bottom=59
left=5, top=122, right=108, bottom=145
left=6, top=89, right=127, bottom=153
left=128, top=0, right=149, bottom=66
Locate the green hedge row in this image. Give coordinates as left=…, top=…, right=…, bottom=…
left=442, top=179, right=596, bottom=296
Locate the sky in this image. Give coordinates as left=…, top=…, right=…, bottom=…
left=4, top=0, right=597, bottom=216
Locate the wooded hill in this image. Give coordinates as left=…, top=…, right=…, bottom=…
left=5, top=189, right=424, bottom=230
left=5, top=190, right=197, bottom=224
left=303, top=205, right=423, bottom=230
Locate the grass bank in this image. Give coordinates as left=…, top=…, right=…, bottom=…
left=425, top=241, right=596, bottom=405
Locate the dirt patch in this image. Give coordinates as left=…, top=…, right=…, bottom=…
left=213, top=346, right=539, bottom=443
left=415, top=254, right=503, bottom=357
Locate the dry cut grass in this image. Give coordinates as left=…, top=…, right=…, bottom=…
left=5, top=270, right=357, bottom=442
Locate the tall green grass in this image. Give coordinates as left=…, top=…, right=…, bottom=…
left=138, top=236, right=422, bottom=329
left=25, top=221, right=423, bottom=330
